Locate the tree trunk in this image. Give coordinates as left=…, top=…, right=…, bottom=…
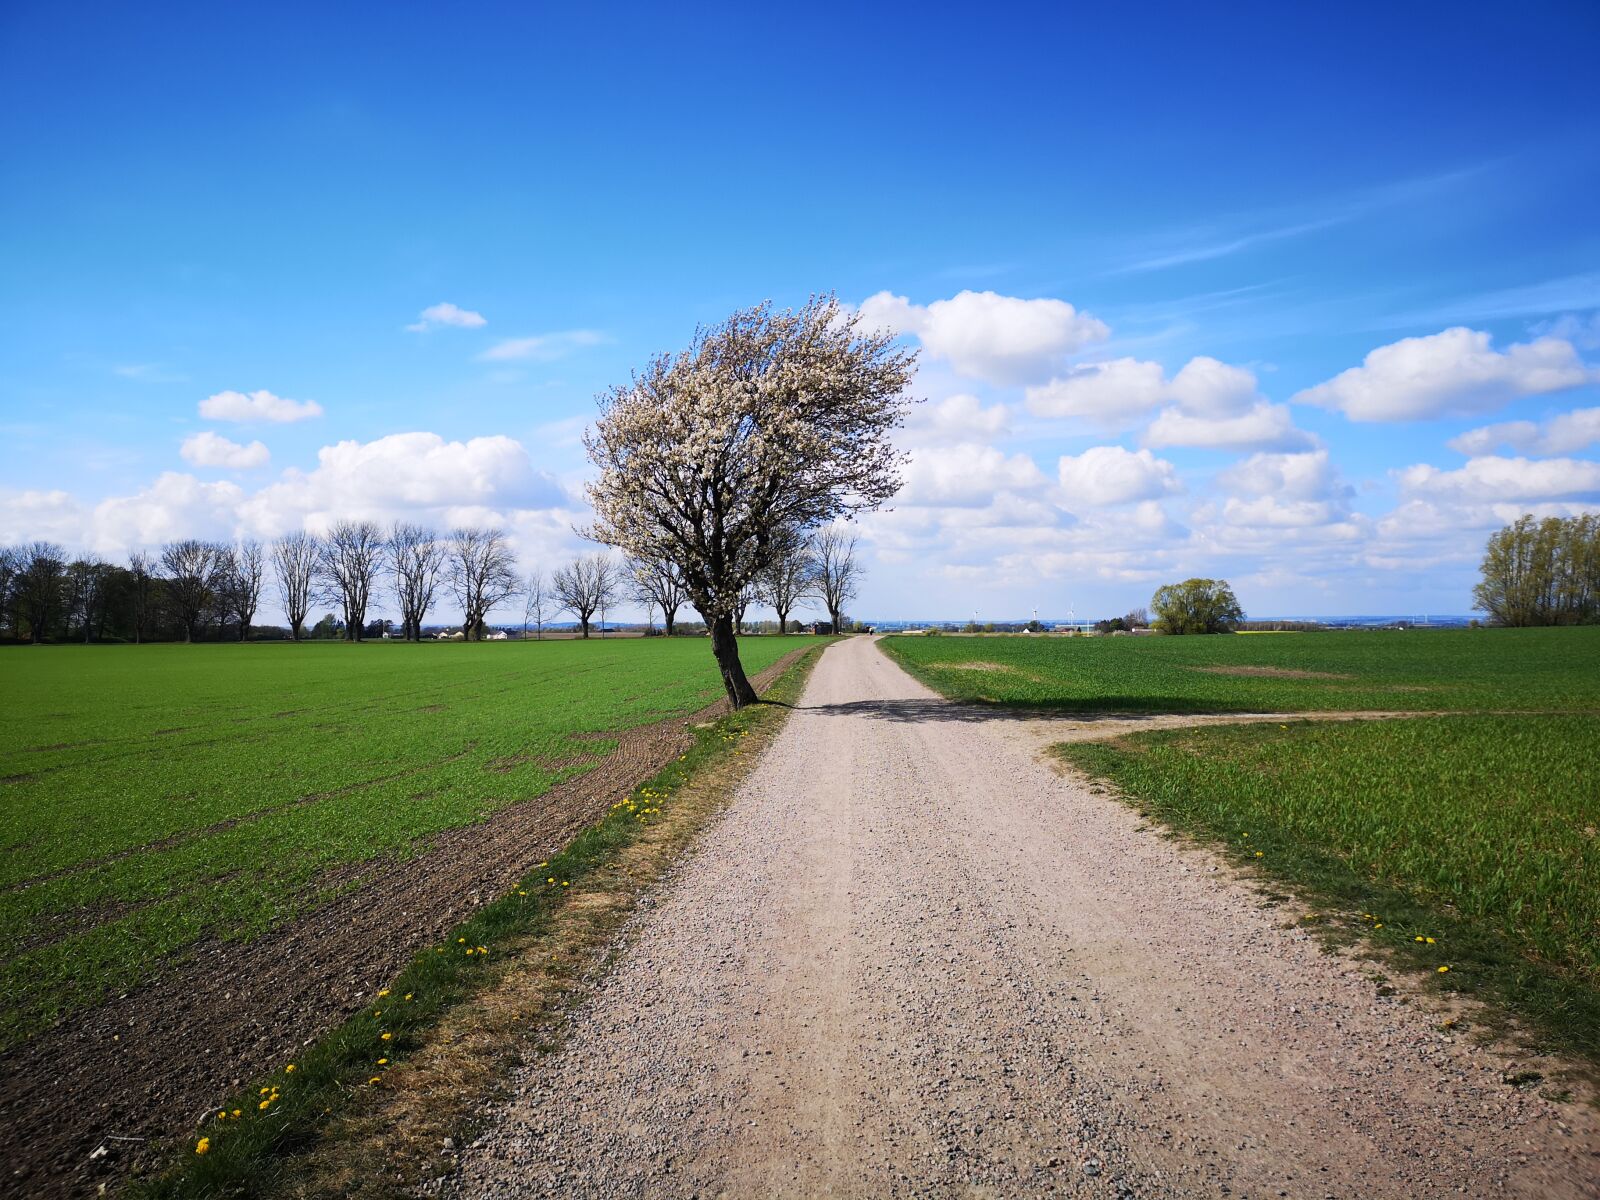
left=709, top=612, right=758, bottom=708
left=664, top=611, right=675, bottom=636
left=775, top=607, right=789, bottom=635
left=579, top=616, right=591, bottom=638
left=829, top=607, right=842, bottom=636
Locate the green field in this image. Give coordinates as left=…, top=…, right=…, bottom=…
left=880, top=626, right=1600, bottom=713
left=0, top=637, right=807, bottom=1047
left=885, top=629, right=1600, bottom=1063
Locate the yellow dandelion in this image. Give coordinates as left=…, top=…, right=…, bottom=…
left=1254, top=851, right=1263, bottom=858
left=217, top=1110, right=227, bottom=1120
left=285, top=1063, right=296, bottom=1072
left=232, top=1109, right=241, bottom=1118
left=259, top=1087, right=270, bottom=1095
left=369, top=1075, right=382, bottom=1085
left=259, top=1099, right=271, bottom=1110
left=377, top=1057, right=388, bottom=1065
left=477, top=945, right=487, bottom=953
left=381, top=1032, right=392, bottom=1041
left=195, top=1137, right=210, bottom=1155
left=404, top=992, right=413, bottom=1000
left=1426, top=937, right=1435, bottom=944
left=1438, top=965, right=1450, bottom=973
left=378, top=989, right=390, bottom=997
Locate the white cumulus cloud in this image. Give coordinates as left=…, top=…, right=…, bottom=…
left=199, top=389, right=324, bottom=423
left=1057, top=446, right=1181, bottom=506
left=1025, top=358, right=1168, bottom=425
left=406, top=302, right=487, bottom=332
left=180, top=431, right=270, bottom=469
left=858, top=289, right=1109, bottom=384
left=1293, top=327, right=1595, bottom=421
left=1026, top=354, right=1276, bottom=441
left=1447, top=406, right=1600, bottom=457
left=1396, top=455, right=1600, bottom=503
left=900, top=394, right=1011, bottom=446
left=1216, top=448, right=1347, bottom=502
left=1144, top=402, right=1313, bottom=451
left=899, top=444, right=1048, bottom=507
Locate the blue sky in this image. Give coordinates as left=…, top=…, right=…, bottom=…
left=3, top=1, right=1598, bottom=621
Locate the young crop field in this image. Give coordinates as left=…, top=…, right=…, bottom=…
left=0, top=636, right=809, bottom=1050
left=880, top=626, right=1600, bottom=713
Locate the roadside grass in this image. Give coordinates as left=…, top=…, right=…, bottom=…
left=881, top=625, right=1600, bottom=714
left=0, top=636, right=807, bottom=1047
left=132, top=644, right=825, bottom=1200
left=1059, top=714, right=1600, bottom=1067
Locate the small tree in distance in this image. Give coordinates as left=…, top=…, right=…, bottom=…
left=759, top=534, right=813, bottom=635
left=630, top=557, right=686, bottom=636
left=1151, top=578, right=1243, bottom=635
left=810, top=525, right=861, bottom=637
left=448, top=527, right=520, bottom=641
left=585, top=296, right=915, bottom=706
left=552, top=554, right=623, bottom=638
left=271, top=532, right=319, bottom=641
left=523, top=570, right=550, bottom=640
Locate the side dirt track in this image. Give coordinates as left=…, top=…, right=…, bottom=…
left=0, top=647, right=811, bottom=1200
left=452, top=635, right=1600, bottom=1199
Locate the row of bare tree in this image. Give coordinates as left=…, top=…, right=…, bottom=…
left=1, top=522, right=860, bottom=644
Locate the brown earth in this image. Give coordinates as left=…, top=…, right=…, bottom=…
left=1194, top=664, right=1353, bottom=680
left=0, top=649, right=807, bottom=1200
left=452, top=637, right=1600, bottom=1199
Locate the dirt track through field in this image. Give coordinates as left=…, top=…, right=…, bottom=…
left=454, top=636, right=1600, bottom=1199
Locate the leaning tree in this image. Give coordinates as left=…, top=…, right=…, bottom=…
left=584, top=296, right=916, bottom=706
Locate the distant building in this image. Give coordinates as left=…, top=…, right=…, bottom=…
left=809, top=621, right=834, bottom=635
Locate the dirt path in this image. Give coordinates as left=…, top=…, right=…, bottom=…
left=452, top=636, right=1600, bottom=1199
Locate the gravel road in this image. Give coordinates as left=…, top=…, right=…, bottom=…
left=451, top=636, right=1600, bottom=1198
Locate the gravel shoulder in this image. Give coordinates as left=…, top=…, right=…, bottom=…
left=452, top=636, right=1600, bottom=1199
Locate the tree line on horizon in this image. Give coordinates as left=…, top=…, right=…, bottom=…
left=0, top=522, right=863, bottom=646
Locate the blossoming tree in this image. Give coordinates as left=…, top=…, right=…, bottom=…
left=584, top=296, right=917, bottom=706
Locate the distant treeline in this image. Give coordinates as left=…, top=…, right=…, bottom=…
left=1474, top=514, right=1600, bottom=627
left=0, top=522, right=840, bottom=646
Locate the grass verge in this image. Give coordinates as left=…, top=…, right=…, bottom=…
left=134, top=644, right=826, bottom=1199
left=1058, top=714, right=1600, bottom=1075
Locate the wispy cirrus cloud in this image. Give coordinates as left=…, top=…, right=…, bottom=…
left=1375, top=273, right=1600, bottom=330
left=113, top=362, right=189, bottom=383
left=477, top=330, right=608, bottom=362
left=1105, top=163, right=1492, bottom=277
